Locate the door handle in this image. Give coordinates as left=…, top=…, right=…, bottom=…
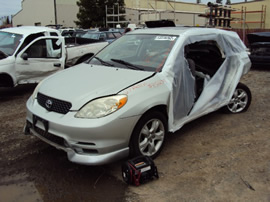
left=54, top=63, right=61, bottom=67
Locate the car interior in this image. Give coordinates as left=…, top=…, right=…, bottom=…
left=185, top=40, right=225, bottom=98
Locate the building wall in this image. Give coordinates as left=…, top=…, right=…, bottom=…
left=125, top=9, right=140, bottom=25
left=138, top=12, right=205, bottom=26
left=13, top=0, right=55, bottom=27
left=231, top=0, right=269, bottom=29
left=125, top=0, right=269, bottom=29
left=13, top=0, right=78, bottom=27
left=12, top=0, right=269, bottom=29
left=125, top=0, right=205, bottom=13
left=56, top=0, right=79, bottom=28
left=125, top=0, right=206, bottom=26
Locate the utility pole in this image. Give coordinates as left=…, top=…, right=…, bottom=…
left=54, top=0, right=58, bottom=25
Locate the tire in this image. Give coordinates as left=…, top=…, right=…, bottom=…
left=129, top=111, right=167, bottom=159
left=222, top=82, right=252, bottom=114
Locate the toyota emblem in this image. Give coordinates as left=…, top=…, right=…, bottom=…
left=45, top=99, right=53, bottom=109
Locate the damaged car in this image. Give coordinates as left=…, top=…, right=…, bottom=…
left=247, top=32, right=270, bottom=67
left=24, top=27, right=252, bottom=165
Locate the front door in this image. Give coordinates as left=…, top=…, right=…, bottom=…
left=15, top=36, right=65, bottom=84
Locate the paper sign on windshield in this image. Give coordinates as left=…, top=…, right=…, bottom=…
left=155, top=36, right=177, bottom=41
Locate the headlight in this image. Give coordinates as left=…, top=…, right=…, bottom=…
left=75, top=95, right=128, bottom=119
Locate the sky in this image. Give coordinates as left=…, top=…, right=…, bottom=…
left=0, top=0, right=22, bottom=17
left=0, top=0, right=253, bottom=18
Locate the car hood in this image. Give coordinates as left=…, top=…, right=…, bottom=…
left=0, top=55, right=13, bottom=63
left=38, top=63, right=154, bottom=110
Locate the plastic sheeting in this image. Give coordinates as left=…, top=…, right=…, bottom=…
left=161, top=28, right=251, bottom=132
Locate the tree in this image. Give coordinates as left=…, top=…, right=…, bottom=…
left=75, top=0, right=125, bottom=28
left=6, top=16, right=10, bottom=25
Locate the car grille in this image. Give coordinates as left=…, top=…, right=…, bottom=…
left=34, top=127, right=65, bottom=147
left=37, top=93, right=72, bottom=114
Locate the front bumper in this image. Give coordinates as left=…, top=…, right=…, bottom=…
left=25, top=98, right=140, bottom=165
left=26, top=127, right=129, bottom=165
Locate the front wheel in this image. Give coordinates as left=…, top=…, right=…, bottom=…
left=222, top=82, right=252, bottom=114
left=129, top=111, right=167, bottom=159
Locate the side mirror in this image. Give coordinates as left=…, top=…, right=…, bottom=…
left=22, top=53, right=28, bottom=60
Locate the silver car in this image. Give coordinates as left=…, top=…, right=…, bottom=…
left=24, top=27, right=252, bottom=165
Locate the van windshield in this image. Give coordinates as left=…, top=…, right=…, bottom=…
left=89, top=34, right=178, bottom=72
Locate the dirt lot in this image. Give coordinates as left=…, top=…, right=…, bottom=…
left=0, top=68, right=270, bottom=201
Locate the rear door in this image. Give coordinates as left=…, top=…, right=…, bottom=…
left=15, top=36, right=65, bottom=84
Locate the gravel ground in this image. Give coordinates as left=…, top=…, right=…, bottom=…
left=0, top=68, right=269, bottom=201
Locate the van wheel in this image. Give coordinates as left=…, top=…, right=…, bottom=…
left=222, top=83, right=252, bottom=113
left=129, top=111, right=167, bottom=159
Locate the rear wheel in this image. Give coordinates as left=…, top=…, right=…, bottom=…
left=129, top=111, right=167, bottom=159
left=223, top=83, right=251, bottom=113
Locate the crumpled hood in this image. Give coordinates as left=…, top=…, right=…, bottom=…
left=39, top=63, right=154, bottom=110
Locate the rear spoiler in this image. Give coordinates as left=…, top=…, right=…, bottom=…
left=247, top=32, right=270, bottom=44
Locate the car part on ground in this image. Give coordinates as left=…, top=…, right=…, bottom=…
left=145, top=20, right=176, bottom=28
left=122, top=155, right=159, bottom=186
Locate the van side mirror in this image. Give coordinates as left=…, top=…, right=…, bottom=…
left=22, top=53, right=28, bottom=60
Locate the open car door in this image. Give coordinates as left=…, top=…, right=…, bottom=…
left=15, top=36, right=65, bottom=84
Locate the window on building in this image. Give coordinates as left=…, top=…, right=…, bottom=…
left=35, top=22, right=41, bottom=26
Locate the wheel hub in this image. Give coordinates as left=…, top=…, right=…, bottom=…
left=139, top=119, right=165, bottom=156
left=228, top=89, right=248, bottom=113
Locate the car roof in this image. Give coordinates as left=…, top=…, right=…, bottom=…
left=1, top=26, right=59, bottom=36
left=103, top=31, right=121, bottom=33
left=127, top=26, right=235, bottom=37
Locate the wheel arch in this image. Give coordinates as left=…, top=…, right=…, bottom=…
left=129, top=104, right=168, bottom=144
left=143, top=104, right=168, bottom=120
left=0, top=73, right=15, bottom=87
left=222, top=82, right=252, bottom=114
left=128, top=104, right=169, bottom=158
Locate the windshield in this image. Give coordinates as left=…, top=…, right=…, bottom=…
left=0, top=31, right=23, bottom=56
left=89, top=34, right=178, bottom=72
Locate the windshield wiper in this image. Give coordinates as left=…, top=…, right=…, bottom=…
left=111, top=58, right=143, bottom=70
left=93, top=56, right=114, bottom=67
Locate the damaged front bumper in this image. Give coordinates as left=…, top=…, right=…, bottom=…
left=23, top=110, right=132, bottom=166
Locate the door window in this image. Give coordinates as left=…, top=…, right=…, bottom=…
left=24, top=39, right=62, bottom=59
